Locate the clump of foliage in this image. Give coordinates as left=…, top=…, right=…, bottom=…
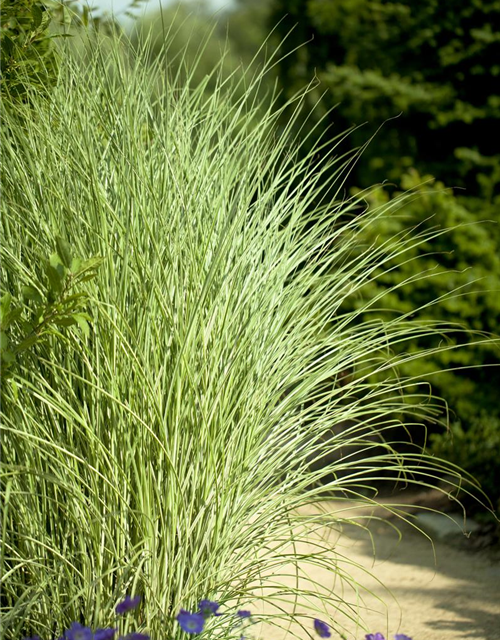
left=347, top=170, right=500, bottom=504
left=1, top=236, right=102, bottom=384
left=0, top=0, right=59, bottom=98
left=431, top=417, right=500, bottom=512
left=350, top=171, right=500, bottom=423
left=0, top=36, right=489, bottom=639
left=269, top=0, right=500, bottom=200
left=0, top=0, right=138, bottom=103
left=23, top=594, right=147, bottom=640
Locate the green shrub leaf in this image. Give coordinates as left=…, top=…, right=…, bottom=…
left=55, top=236, right=72, bottom=269
left=22, top=286, right=43, bottom=305
left=0, top=331, right=10, bottom=351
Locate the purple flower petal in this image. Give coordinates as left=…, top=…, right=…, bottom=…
left=116, top=595, right=141, bottom=615
left=365, top=634, right=386, bottom=640
left=198, top=599, right=220, bottom=617
left=314, top=619, right=331, bottom=638
left=237, top=610, right=251, bottom=619
left=394, top=635, right=412, bottom=640
left=64, top=623, right=93, bottom=640
left=94, top=629, right=118, bottom=640
left=176, top=610, right=205, bottom=634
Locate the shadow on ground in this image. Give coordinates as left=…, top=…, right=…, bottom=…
left=254, top=498, right=500, bottom=640
left=338, top=517, right=500, bottom=639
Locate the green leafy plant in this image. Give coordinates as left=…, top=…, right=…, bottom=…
left=430, top=415, right=500, bottom=512
left=269, top=0, right=500, bottom=200
left=0, top=0, right=60, bottom=98
left=0, top=236, right=102, bottom=383
left=345, top=170, right=500, bottom=505
left=0, top=0, right=142, bottom=102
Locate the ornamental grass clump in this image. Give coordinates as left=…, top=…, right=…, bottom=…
left=0, top=33, right=492, bottom=639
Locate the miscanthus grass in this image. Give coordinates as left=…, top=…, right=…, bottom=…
left=0, top=35, right=491, bottom=639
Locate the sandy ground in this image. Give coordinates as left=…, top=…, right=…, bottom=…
left=249, top=500, right=500, bottom=640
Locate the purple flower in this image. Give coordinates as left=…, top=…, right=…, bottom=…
left=64, top=623, right=93, bottom=640
left=394, top=636, right=412, bottom=640
left=365, top=634, right=386, bottom=640
left=94, top=630, right=118, bottom=640
left=176, top=609, right=205, bottom=634
left=120, top=634, right=150, bottom=640
left=198, top=599, right=220, bottom=617
left=116, top=595, right=141, bottom=615
left=313, top=619, right=331, bottom=638
left=237, top=610, right=251, bottom=619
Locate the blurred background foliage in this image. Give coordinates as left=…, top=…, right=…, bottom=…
left=2, top=0, right=499, bottom=508
left=270, top=0, right=500, bottom=200
left=129, top=0, right=275, bottom=103
left=0, top=0, right=126, bottom=101
left=1, top=0, right=61, bottom=99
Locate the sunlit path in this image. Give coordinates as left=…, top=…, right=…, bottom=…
left=251, top=503, right=500, bottom=640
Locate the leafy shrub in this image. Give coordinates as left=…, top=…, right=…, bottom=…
left=0, top=0, right=132, bottom=104
left=431, top=415, right=500, bottom=511
left=347, top=170, right=500, bottom=505
left=269, top=0, right=500, bottom=199
left=0, top=0, right=59, bottom=99
left=0, top=237, right=102, bottom=385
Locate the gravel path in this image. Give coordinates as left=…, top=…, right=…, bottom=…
left=252, top=501, right=500, bottom=640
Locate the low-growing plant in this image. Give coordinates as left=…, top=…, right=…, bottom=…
left=0, top=34, right=494, bottom=640
left=22, top=594, right=147, bottom=640
left=20, top=595, right=413, bottom=640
